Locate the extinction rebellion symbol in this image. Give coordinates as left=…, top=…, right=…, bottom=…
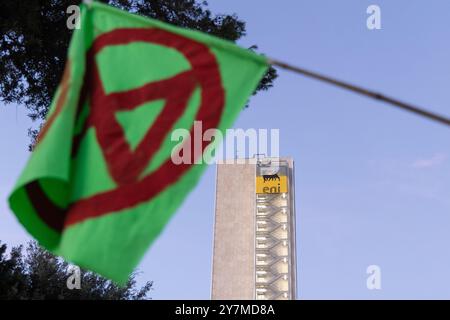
left=67, top=28, right=226, bottom=225
left=32, top=28, right=226, bottom=231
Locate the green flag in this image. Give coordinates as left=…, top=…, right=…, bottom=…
left=8, top=2, right=268, bottom=284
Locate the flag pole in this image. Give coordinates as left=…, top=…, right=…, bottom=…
left=268, top=58, right=450, bottom=128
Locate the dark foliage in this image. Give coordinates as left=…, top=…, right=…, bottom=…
left=0, top=0, right=277, bottom=145
left=0, top=240, right=152, bottom=299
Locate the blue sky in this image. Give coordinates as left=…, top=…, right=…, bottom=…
left=1, top=0, right=450, bottom=299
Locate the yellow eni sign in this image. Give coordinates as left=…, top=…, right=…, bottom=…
left=256, top=173, right=288, bottom=194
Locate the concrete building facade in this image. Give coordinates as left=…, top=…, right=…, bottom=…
left=211, top=157, right=297, bottom=300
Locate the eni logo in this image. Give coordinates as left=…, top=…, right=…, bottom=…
left=263, top=174, right=280, bottom=182
left=256, top=173, right=287, bottom=194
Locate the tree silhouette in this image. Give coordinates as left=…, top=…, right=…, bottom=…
left=0, top=0, right=277, bottom=147
left=0, top=240, right=152, bottom=299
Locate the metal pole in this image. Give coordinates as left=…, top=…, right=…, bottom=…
left=268, top=58, right=450, bottom=128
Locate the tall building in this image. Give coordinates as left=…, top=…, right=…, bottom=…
left=211, top=157, right=297, bottom=300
